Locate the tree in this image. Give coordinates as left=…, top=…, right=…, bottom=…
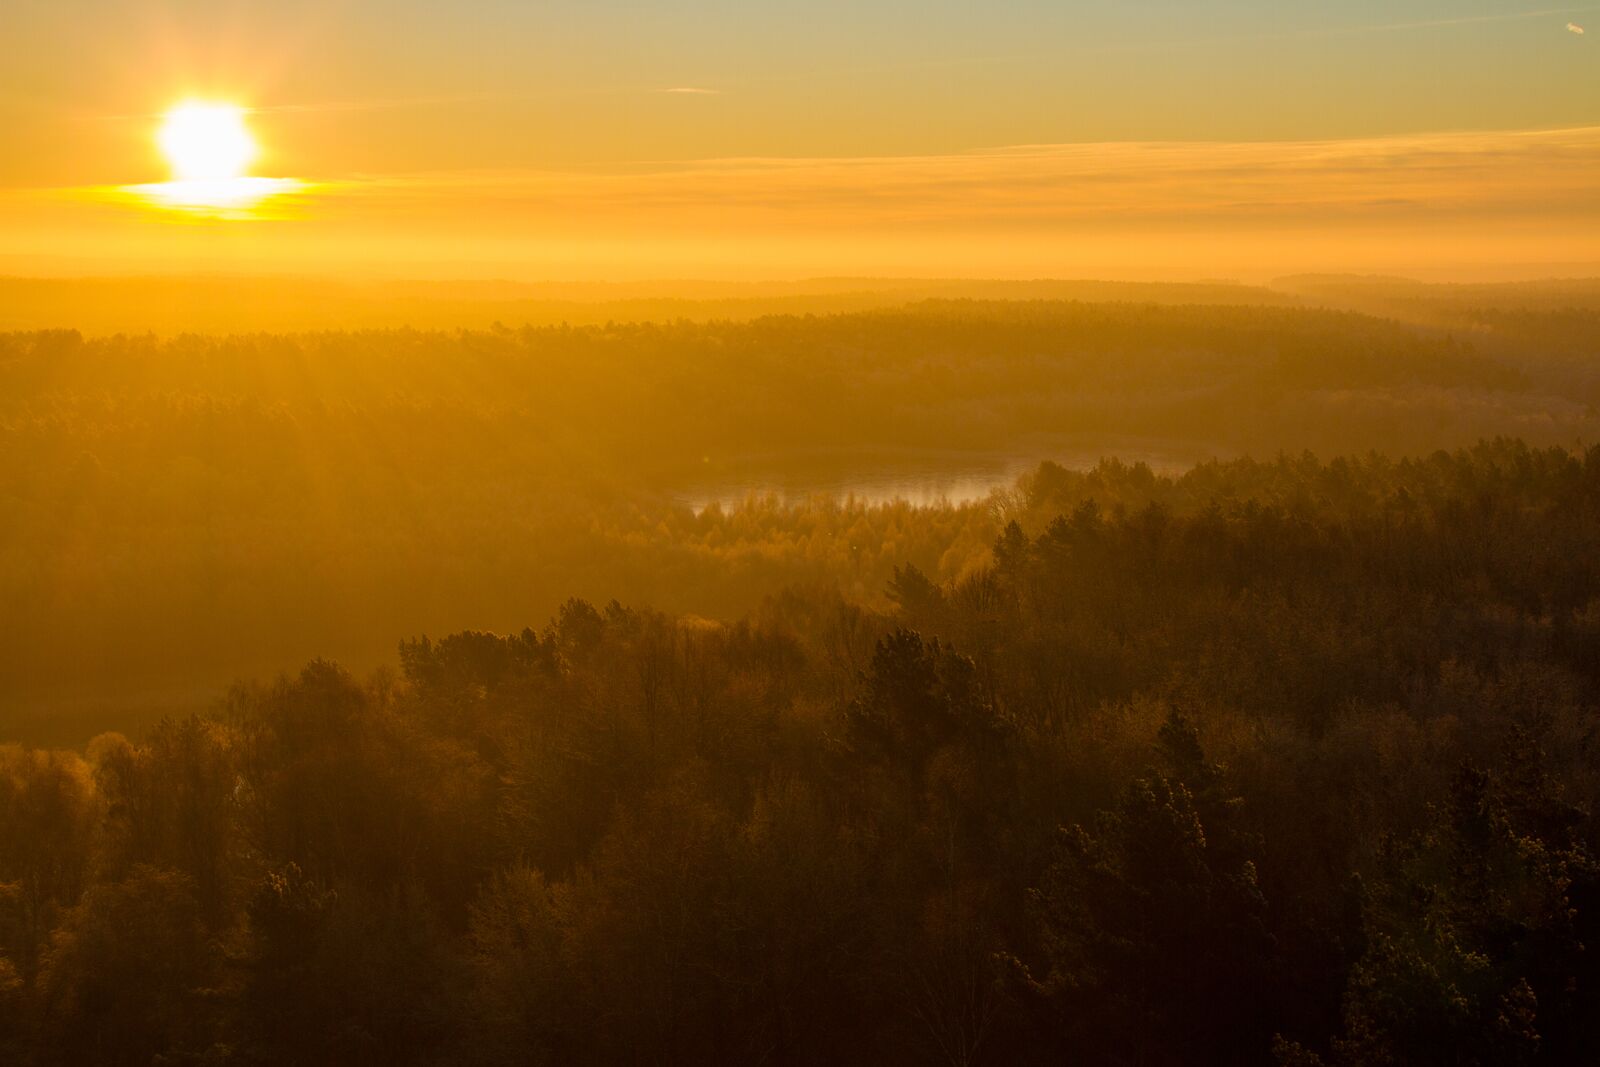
left=1013, top=773, right=1276, bottom=1065
left=35, top=866, right=220, bottom=1065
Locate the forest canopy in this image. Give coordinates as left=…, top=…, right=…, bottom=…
left=11, top=0, right=1600, bottom=1057
left=1, top=277, right=1599, bottom=1062
left=3, top=290, right=1597, bottom=734
left=0, top=438, right=1597, bottom=1063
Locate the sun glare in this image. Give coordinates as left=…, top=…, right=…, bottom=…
left=121, top=100, right=303, bottom=216
left=159, top=102, right=257, bottom=181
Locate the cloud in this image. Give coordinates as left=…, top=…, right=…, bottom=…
left=25, top=126, right=1600, bottom=278
left=1132, top=6, right=1600, bottom=50
left=1570, top=21, right=1586, bottom=33
left=659, top=87, right=720, bottom=95
left=261, top=126, right=1600, bottom=243
left=256, top=94, right=500, bottom=115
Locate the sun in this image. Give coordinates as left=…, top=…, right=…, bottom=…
left=157, top=102, right=258, bottom=182
left=125, top=100, right=301, bottom=216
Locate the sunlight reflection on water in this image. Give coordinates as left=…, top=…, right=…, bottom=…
left=680, top=449, right=1201, bottom=514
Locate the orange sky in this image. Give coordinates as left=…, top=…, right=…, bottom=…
left=3, top=126, right=1595, bottom=280
left=3, top=1, right=1597, bottom=279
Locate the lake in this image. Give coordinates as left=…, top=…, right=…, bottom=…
left=677, top=442, right=1212, bottom=512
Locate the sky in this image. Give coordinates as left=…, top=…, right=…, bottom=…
left=1, top=0, right=1596, bottom=279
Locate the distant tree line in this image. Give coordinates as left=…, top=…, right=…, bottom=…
left=3, top=300, right=1597, bottom=719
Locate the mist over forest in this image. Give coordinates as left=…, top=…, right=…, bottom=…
left=2, top=275, right=1600, bottom=1064
left=6, top=279, right=1599, bottom=729
left=10, top=0, right=1600, bottom=1056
